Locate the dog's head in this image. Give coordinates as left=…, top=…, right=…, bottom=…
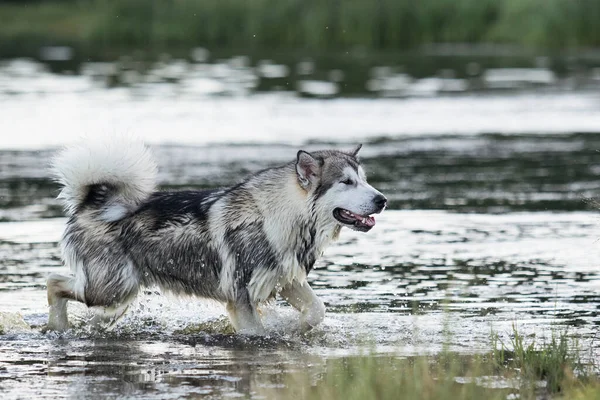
left=296, top=145, right=386, bottom=232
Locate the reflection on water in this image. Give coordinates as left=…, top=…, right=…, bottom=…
left=0, top=312, right=336, bottom=399
left=3, top=50, right=600, bottom=98
left=0, top=335, right=325, bottom=399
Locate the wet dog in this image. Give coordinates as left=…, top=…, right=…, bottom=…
left=46, top=140, right=386, bottom=334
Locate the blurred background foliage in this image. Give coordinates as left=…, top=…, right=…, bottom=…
left=0, top=0, right=599, bottom=59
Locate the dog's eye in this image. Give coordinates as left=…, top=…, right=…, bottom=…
left=341, top=178, right=353, bottom=185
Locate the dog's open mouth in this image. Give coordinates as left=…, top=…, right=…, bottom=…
left=333, top=208, right=375, bottom=232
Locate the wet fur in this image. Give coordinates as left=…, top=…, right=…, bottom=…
left=46, top=140, right=385, bottom=334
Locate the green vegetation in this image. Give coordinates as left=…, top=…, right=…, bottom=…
left=259, top=325, right=598, bottom=400
left=491, top=325, right=584, bottom=394
left=0, top=0, right=599, bottom=59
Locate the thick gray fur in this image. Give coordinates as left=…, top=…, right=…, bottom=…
left=46, top=140, right=386, bottom=335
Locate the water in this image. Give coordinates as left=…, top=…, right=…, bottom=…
left=1, top=210, right=599, bottom=398
left=1, top=58, right=600, bottom=398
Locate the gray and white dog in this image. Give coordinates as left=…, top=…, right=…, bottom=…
left=47, top=139, right=386, bottom=334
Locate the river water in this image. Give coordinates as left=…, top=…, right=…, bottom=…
left=0, top=57, right=599, bottom=398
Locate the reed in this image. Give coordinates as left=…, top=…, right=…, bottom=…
left=0, top=0, right=599, bottom=59
left=259, top=326, right=598, bottom=400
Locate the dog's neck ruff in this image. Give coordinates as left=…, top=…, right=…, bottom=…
left=241, top=168, right=342, bottom=304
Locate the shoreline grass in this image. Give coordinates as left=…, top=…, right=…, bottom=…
left=0, top=0, right=599, bottom=60
left=259, top=325, right=598, bottom=400
left=1, top=308, right=597, bottom=398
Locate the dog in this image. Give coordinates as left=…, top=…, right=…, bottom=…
left=46, top=139, right=386, bottom=335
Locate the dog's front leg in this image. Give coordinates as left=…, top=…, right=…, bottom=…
left=280, top=279, right=325, bottom=332
left=226, top=291, right=265, bottom=335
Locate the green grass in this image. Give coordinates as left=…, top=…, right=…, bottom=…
left=0, top=0, right=599, bottom=59
left=258, top=325, right=598, bottom=400
left=492, top=324, right=586, bottom=394
left=0, top=2, right=96, bottom=58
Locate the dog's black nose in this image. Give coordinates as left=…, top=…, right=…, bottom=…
left=373, top=194, right=387, bottom=210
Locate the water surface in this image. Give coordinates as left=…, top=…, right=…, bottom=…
left=1, top=59, right=600, bottom=398
left=0, top=209, right=599, bottom=399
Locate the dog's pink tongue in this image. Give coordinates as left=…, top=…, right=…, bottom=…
left=366, top=216, right=375, bottom=227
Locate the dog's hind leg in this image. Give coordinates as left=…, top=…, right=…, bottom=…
left=280, top=280, right=325, bottom=332
left=46, top=273, right=84, bottom=332
left=226, top=290, right=265, bottom=335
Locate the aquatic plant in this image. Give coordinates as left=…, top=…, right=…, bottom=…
left=258, top=325, right=598, bottom=400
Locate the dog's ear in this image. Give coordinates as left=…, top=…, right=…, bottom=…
left=296, top=150, right=321, bottom=188
left=350, top=144, right=362, bottom=158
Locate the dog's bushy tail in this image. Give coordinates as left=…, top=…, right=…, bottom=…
left=51, top=137, right=157, bottom=220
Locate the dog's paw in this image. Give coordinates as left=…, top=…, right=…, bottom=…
left=42, top=321, right=70, bottom=334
